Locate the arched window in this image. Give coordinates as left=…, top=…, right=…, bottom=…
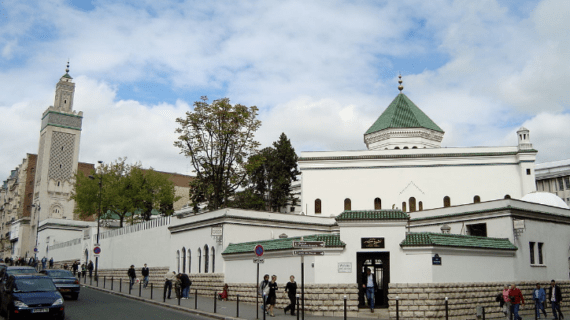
left=182, top=247, right=186, bottom=273
left=402, top=202, right=407, bottom=212
left=504, top=194, right=511, bottom=199
left=409, top=197, right=416, bottom=212
left=211, top=246, right=215, bottom=273
left=176, top=250, right=180, bottom=273
left=394, top=147, right=400, bottom=149
left=198, top=248, right=202, bottom=273
left=374, top=198, right=381, bottom=210
left=344, top=198, right=351, bottom=211
left=443, top=196, right=451, bottom=207
left=204, top=245, right=209, bottom=273
left=315, top=199, right=321, bottom=214
left=188, top=249, right=191, bottom=274
left=403, top=146, right=409, bottom=149
left=474, top=195, right=481, bottom=203
left=419, top=201, right=423, bottom=211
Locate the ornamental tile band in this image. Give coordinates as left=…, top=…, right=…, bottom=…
left=336, top=210, right=409, bottom=221
left=222, top=234, right=345, bottom=255
left=400, top=232, right=517, bottom=250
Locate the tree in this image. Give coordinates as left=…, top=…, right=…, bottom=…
left=71, top=158, right=180, bottom=227
left=174, top=97, right=261, bottom=212
left=237, top=133, right=300, bottom=211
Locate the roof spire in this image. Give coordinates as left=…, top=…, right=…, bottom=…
left=65, top=60, right=70, bottom=74
left=398, top=74, right=404, bottom=93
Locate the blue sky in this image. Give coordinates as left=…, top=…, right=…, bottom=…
left=1, top=0, right=570, bottom=182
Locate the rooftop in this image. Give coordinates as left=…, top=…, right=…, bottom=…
left=400, top=232, right=517, bottom=250
left=222, top=234, right=345, bottom=255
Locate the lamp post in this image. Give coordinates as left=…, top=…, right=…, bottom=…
left=88, top=160, right=103, bottom=281
left=31, top=204, right=41, bottom=262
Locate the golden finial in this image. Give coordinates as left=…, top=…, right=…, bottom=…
left=398, top=74, right=404, bottom=93
left=65, top=60, right=70, bottom=74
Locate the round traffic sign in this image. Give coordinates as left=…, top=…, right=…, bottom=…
left=93, top=246, right=101, bottom=255
left=34, top=247, right=38, bottom=253
left=254, top=245, right=264, bottom=257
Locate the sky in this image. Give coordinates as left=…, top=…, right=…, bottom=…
left=1, top=0, right=570, bottom=182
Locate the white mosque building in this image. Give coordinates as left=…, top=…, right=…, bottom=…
left=40, top=77, right=570, bottom=319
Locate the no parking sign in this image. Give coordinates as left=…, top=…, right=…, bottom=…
left=93, top=244, right=101, bottom=257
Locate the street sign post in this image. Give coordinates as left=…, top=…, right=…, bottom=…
left=294, top=251, right=324, bottom=256
left=253, top=244, right=264, bottom=319
left=292, top=241, right=325, bottom=248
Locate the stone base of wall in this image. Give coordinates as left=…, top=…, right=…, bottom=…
left=95, top=267, right=170, bottom=287
left=389, top=281, right=570, bottom=320
left=225, top=283, right=359, bottom=316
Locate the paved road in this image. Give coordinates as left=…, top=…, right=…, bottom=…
left=0, top=286, right=213, bottom=320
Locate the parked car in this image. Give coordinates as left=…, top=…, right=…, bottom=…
left=0, top=274, right=65, bottom=320
left=39, top=269, right=80, bottom=300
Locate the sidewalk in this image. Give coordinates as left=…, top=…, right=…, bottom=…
left=78, top=277, right=386, bottom=320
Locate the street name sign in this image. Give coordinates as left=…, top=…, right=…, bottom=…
left=294, top=251, right=324, bottom=256
left=292, top=241, right=325, bottom=248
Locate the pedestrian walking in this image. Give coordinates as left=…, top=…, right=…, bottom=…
left=41, top=257, right=47, bottom=270
left=362, top=268, right=377, bottom=313
left=259, top=274, right=270, bottom=313
left=81, top=263, right=86, bottom=278
left=164, top=271, right=175, bottom=299
left=509, top=283, right=525, bottom=320
left=49, top=257, right=54, bottom=269
left=127, top=265, right=136, bottom=290
left=88, top=260, right=94, bottom=278
left=180, top=272, right=191, bottom=299
left=549, top=280, right=564, bottom=320
left=533, top=283, right=548, bottom=319
left=267, top=275, right=278, bottom=317
left=141, top=264, right=150, bottom=288
left=284, top=275, right=297, bottom=315
left=72, top=261, right=78, bottom=276
left=500, top=285, right=512, bottom=319
left=63, top=263, right=68, bottom=270
left=218, top=283, right=228, bottom=301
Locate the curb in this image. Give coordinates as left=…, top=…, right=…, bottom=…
left=81, top=284, right=244, bottom=320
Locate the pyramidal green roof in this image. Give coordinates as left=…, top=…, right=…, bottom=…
left=365, top=93, right=444, bottom=134
left=222, top=234, right=345, bottom=255
left=400, top=232, right=517, bottom=250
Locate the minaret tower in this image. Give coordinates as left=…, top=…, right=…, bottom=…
left=32, top=62, right=83, bottom=237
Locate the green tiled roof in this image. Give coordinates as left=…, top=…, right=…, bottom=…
left=400, top=232, right=517, bottom=250
left=222, top=234, right=345, bottom=255
left=365, top=93, right=444, bottom=134
left=336, top=210, right=409, bottom=221
left=62, top=73, right=72, bottom=79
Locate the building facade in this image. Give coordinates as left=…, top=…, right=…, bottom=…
left=535, top=159, right=570, bottom=206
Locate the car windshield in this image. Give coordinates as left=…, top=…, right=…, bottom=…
left=45, top=270, right=73, bottom=278
left=8, top=269, right=36, bottom=275
left=14, top=278, right=56, bottom=293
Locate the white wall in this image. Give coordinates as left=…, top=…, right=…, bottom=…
left=300, top=147, right=536, bottom=217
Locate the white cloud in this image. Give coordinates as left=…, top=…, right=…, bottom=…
left=2, top=0, right=570, bottom=182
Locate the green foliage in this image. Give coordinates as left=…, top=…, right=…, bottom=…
left=237, top=133, right=300, bottom=211
left=174, top=97, right=261, bottom=212
left=71, top=158, right=180, bottom=227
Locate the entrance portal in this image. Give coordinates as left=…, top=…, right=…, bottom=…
left=357, top=252, right=390, bottom=308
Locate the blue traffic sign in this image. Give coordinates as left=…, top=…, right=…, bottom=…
left=254, top=245, right=264, bottom=257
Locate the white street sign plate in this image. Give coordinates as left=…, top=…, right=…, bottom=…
left=294, top=251, right=324, bottom=256
left=292, top=241, right=325, bottom=248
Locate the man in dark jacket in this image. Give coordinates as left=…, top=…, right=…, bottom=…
left=361, top=268, right=377, bottom=313
left=87, top=260, right=94, bottom=278
left=549, top=280, right=564, bottom=320
left=180, top=273, right=191, bottom=299
left=127, top=265, right=136, bottom=290
left=141, top=264, right=150, bottom=288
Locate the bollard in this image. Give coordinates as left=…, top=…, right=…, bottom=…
left=214, top=291, right=217, bottom=313
left=445, top=297, right=449, bottom=320
left=90, top=275, right=92, bottom=285
left=343, top=295, right=347, bottom=320
left=178, top=293, right=181, bottom=306
left=129, top=281, right=132, bottom=295
left=482, top=306, right=485, bottom=320
left=151, top=283, right=153, bottom=300
left=163, top=283, right=166, bottom=302
left=120, top=279, right=122, bottom=292
left=96, top=275, right=99, bottom=287
left=296, top=295, right=300, bottom=320
left=236, top=294, right=240, bottom=318
left=139, top=282, right=142, bottom=297
left=535, top=302, right=538, bottom=320
left=111, top=277, right=114, bottom=290
left=84, top=274, right=87, bottom=284
left=103, top=276, right=106, bottom=289
left=195, top=289, right=198, bottom=309
left=396, top=296, right=400, bottom=320
left=263, top=293, right=266, bottom=320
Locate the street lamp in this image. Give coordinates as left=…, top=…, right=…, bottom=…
left=31, top=204, right=41, bottom=262
left=88, top=160, right=103, bottom=280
